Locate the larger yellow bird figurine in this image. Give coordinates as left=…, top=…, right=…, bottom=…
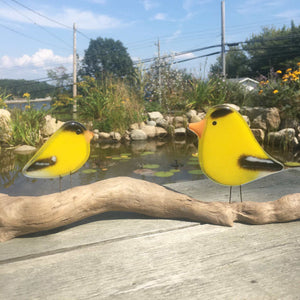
left=23, top=121, right=94, bottom=178
left=188, top=104, right=283, bottom=202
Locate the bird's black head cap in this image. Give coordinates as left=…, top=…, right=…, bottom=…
left=211, top=105, right=234, bottom=119
left=62, top=121, right=87, bottom=135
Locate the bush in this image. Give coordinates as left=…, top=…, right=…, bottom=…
left=248, top=63, right=300, bottom=119
left=10, top=106, right=47, bottom=146
left=77, top=76, right=145, bottom=134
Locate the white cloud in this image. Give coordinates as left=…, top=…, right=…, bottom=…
left=153, top=13, right=167, bottom=21
left=276, top=10, right=300, bottom=21
left=175, top=52, right=195, bottom=61
left=0, top=7, right=124, bottom=30
left=0, top=49, right=72, bottom=79
left=141, top=0, right=158, bottom=11
left=1, top=49, right=72, bottom=68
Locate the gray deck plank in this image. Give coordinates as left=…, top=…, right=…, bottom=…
left=0, top=168, right=299, bottom=299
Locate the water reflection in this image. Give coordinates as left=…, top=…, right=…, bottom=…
left=0, top=138, right=299, bottom=197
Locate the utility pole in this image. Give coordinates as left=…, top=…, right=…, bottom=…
left=155, top=38, right=162, bottom=105
left=73, top=22, right=77, bottom=114
left=221, top=1, right=226, bottom=78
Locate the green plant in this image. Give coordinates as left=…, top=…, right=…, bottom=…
left=10, top=106, right=47, bottom=146
left=249, top=63, right=300, bottom=119
left=77, top=76, right=145, bottom=134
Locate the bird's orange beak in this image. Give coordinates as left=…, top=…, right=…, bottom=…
left=188, top=119, right=206, bottom=138
left=84, top=130, right=94, bottom=143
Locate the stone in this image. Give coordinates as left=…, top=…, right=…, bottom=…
left=142, top=125, right=156, bottom=138
left=243, top=115, right=251, bottom=126
left=173, top=116, right=187, bottom=128
left=41, top=115, right=63, bottom=137
left=267, top=128, right=296, bottom=146
left=155, top=127, right=168, bottom=138
left=0, top=109, right=12, bottom=143
left=174, top=127, right=186, bottom=136
left=110, top=132, right=122, bottom=141
left=93, top=129, right=99, bottom=134
left=148, top=111, right=163, bottom=121
left=130, top=123, right=140, bottom=130
left=14, top=145, right=36, bottom=155
left=186, top=110, right=197, bottom=121
left=251, top=129, right=265, bottom=144
left=99, top=132, right=110, bottom=139
left=227, top=103, right=240, bottom=111
left=190, top=115, right=203, bottom=123
left=130, top=129, right=147, bottom=141
left=241, top=107, right=280, bottom=131
left=156, top=118, right=169, bottom=129
left=146, top=120, right=156, bottom=127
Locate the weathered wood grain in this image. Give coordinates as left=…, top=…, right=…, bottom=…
left=0, top=176, right=299, bottom=242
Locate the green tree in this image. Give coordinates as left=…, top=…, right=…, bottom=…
left=243, top=22, right=300, bottom=76
left=210, top=46, right=250, bottom=78
left=80, top=37, right=135, bottom=80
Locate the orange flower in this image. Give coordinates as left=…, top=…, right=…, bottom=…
left=273, top=90, right=279, bottom=94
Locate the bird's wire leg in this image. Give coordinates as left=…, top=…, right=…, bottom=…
left=70, top=173, right=72, bottom=188
left=229, top=186, right=232, bottom=204
left=239, top=185, right=243, bottom=202
left=59, top=176, right=62, bottom=192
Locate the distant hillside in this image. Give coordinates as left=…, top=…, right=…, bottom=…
left=0, top=79, right=55, bottom=99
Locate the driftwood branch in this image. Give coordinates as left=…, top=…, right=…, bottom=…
left=0, top=177, right=299, bottom=242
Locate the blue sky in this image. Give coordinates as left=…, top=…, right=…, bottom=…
left=0, top=0, right=299, bottom=80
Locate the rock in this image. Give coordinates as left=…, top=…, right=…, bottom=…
left=268, top=128, right=296, bottom=146
left=93, top=133, right=99, bottom=140
left=155, top=127, right=168, bottom=138
left=173, top=116, right=187, bottom=128
left=99, top=132, right=110, bottom=139
left=146, top=120, right=156, bottom=127
left=130, top=129, right=147, bottom=141
left=93, top=129, right=99, bottom=134
left=41, top=115, right=63, bottom=137
left=156, top=117, right=169, bottom=129
left=174, top=127, right=186, bottom=136
left=251, top=129, right=265, bottom=144
left=243, top=115, right=251, bottom=126
left=130, top=123, right=140, bottom=130
left=186, top=110, right=197, bottom=121
left=227, top=104, right=240, bottom=111
left=148, top=111, right=163, bottom=121
left=266, top=107, right=281, bottom=131
left=14, top=145, right=36, bottom=155
left=110, top=132, right=122, bottom=142
left=142, top=125, right=156, bottom=138
left=190, top=115, right=203, bottom=123
left=241, top=107, right=280, bottom=131
left=0, top=109, right=12, bottom=143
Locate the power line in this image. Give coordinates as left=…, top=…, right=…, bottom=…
left=1, top=0, right=72, bottom=49
left=9, top=0, right=72, bottom=29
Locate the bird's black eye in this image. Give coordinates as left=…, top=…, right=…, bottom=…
left=212, top=121, right=217, bottom=126
left=76, top=128, right=82, bottom=135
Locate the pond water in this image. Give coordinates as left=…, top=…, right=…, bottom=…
left=0, top=137, right=298, bottom=197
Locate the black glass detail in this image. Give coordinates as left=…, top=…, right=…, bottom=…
left=62, top=121, right=86, bottom=134
left=238, top=155, right=283, bottom=172
left=26, top=156, right=57, bottom=172
left=211, top=106, right=233, bottom=119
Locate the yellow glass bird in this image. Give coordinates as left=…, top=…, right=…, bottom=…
left=23, top=121, right=94, bottom=178
left=188, top=104, right=284, bottom=202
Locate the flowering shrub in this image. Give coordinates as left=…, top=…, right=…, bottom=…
left=253, top=63, right=300, bottom=119
left=143, top=56, right=190, bottom=112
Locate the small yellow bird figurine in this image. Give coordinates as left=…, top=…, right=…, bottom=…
left=23, top=121, right=94, bottom=179
left=188, top=104, right=284, bottom=202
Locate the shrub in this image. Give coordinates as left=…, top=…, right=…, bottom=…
left=77, top=76, right=145, bottom=134
left=248, top=63, right=300, bottom=119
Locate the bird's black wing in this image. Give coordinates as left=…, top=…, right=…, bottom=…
left=238, top=155, right=283, bottom=172
left=25, top=156, right=57, bottom=172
